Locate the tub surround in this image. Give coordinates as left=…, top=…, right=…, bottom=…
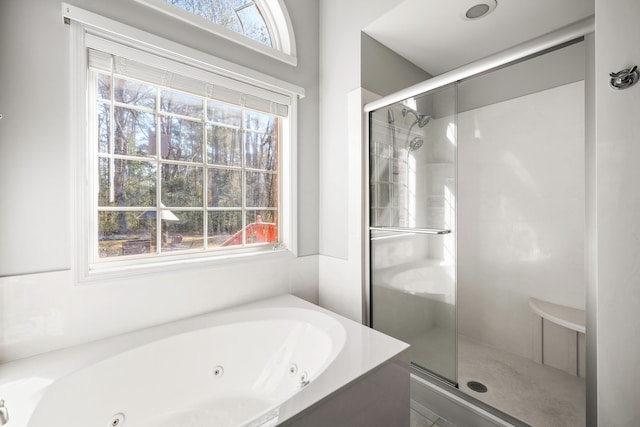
left=0, top=255, right=319, bottom=363
left=0, top=294, right=410, bottom=427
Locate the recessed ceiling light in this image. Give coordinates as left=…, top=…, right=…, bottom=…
left=464, top=0, right=497, bottom=20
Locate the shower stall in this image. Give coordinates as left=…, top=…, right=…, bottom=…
left=365, top=18, right=592, bottom=426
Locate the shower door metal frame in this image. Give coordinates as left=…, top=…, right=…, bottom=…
left=362, top=14, right=595, bottom=424
left=365, top=80, right=459, bottom=385
left=363, top=14, right=594, bottom=330
left=364, top=16, right=594, bottom=115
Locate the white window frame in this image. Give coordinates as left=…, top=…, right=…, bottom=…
left=131, top=0, right=297, bottom=66
left=65, top=4, right=303, bottom=283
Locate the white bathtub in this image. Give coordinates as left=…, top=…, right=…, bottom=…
left=0, top=294, right=409, bottom=427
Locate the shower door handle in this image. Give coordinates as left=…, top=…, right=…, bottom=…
left=369, top=226, right=451, bottom=235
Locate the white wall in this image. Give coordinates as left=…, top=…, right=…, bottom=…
left=0, top=0, right=320, bottom=362
left=595, top=0, right=640, bottom=424
left=318, top=0, right=406, bottom=260
left=457, top=81, right=586, bottom=373
left=0, top=0, right=71, bottom=275
left=318, top=0, right=429, bottom=321
left=361, top=33, right=433, bottom=97
left=0, top=256, right=318, bottom=362
left=318, top=89, right=370, bottom=322
left=457, top=41, right=586, bottom=113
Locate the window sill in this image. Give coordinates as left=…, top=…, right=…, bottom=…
left=78, top=247, right=295, bottom=285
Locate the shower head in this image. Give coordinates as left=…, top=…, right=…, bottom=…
left=408, top=137, right=424, bottom=152
left=402, top=108, right=431, bottom=128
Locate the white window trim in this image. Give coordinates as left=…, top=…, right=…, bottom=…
left=65, top=4, right=303, bottom=283
left=130, top=0, right=297, bottom=66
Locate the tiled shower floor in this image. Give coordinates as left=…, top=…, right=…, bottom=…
left=458, top=335, right=585, bottom=426
left=409, top=329, right=586, bottom=426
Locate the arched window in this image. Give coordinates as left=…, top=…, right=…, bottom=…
left=63, top=3, right=303, bottom=280
left=167, top=0, right=273, bottom=47
left=135, top=0, right=297, bottom=65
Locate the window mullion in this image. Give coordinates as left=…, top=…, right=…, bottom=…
left=254, top=0, right=277, bottom=51
left=234, top=2, right=255, bottom=35
left=203, top=98, right=208, bottom=251
left=155, top=89, right=162, bottom=254
left=109, top=56, right=115, bottom=204
left=241, top=113, right=247, bottom=247
left=234, top=2, right=255, bottom=13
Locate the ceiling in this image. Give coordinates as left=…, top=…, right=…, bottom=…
left=363, top=0, right=595, bottom=76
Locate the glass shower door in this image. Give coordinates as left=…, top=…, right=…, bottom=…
left=369, top=84, right=457, bottom=383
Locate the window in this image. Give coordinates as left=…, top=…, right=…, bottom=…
left=165, top=0, right=273, bottom=47
left=132, top=0, right=297, bottom=65
left=65, top=4, right=303, bottom=279
left=91, top=54, right=281, bottom=260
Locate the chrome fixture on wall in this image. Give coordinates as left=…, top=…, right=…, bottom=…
left=0, top=400, right=8, bottom=425
left=402, top=107, right=430, bottom=159
left=388, top=108, right=400, bottom=175
left=609, top=65, right=638, bottom=90
left=402, top=107, right=431, bottom=134
left=408, top=137, right=424, bottom=153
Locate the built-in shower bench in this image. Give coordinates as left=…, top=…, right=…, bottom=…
left=528, top=297, right=585, bottom=334
left=528, top=297, right=585, bottom=376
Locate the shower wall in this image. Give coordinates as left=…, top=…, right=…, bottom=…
left=457, top=80, right=586, bottom=375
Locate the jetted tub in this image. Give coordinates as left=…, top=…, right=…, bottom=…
left=0, top=295, right=409, bottom=427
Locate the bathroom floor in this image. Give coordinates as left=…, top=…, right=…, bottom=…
left=410, top=405, right=456, bottom=427
left=457, top=335, right=585, bottom=427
